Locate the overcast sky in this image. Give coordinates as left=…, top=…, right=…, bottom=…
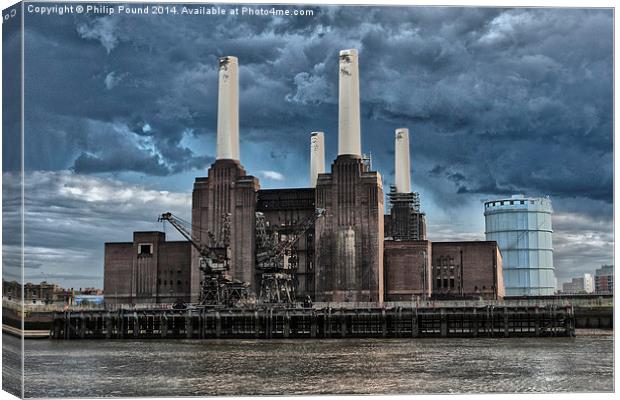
left=2, top=4, right=613, bottom=289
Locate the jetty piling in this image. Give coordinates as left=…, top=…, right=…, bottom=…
left=50, top=305, right=575, bottom=340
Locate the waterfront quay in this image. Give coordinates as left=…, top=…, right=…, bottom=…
left=51, top=304, right=575, bottom=340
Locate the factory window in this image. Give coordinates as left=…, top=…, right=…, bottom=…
left=138, top=243, right=153, bottom=256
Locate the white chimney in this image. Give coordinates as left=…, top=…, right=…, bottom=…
left=310, top=131, right=325, bottom=187
left=216, top=56, right=239, bottom=160
left=338, top=49, right=361, bottom=156
left=395, top=128, right=411, bottom=193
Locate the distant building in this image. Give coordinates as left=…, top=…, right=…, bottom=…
left=2, top=280, right=72, bottom=305
left=562, top=277, right=585, bottom=294
left=562, top=273, right=595, bottom=294
left=2, top=280, right=20, bottom=300
left=484, top=195, right=556, bottom=296
left=595, top=265, right=613, bottom=294
left=583, top=273, right=595, bottom=293
left=80, top=287, right=104, bottom=296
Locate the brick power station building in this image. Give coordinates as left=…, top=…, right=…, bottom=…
left=104, top=50, right=504, bottom=305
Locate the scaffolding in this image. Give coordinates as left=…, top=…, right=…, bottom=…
left=255, top=209, right=325, bottom=304
left=387, top=185, right=425, bottom=241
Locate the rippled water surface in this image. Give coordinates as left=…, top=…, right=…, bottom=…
left=8, top=334, right=614, bottom=397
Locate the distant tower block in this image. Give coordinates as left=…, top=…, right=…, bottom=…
left=216, top=56, right=239, bottom=160
left=394, top=128, right=411, bottom=194
left=338, top=49, right=361, bottom=156
left=310, top=132, right=325, bottom=187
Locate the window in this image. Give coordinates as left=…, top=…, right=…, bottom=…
left=520, top=200, right=525, bottom=205
left=450, top=278, right=455, bottom=288
left=436, top=278, right=442, bottom=288
left=138, top=243, right=153, bottom=255
left=443, top=278, right=448, bottom=288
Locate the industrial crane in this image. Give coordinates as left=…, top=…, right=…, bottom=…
left=158, top=212, right=248, bottom=307
left=255, top=208, right=326, bottom=304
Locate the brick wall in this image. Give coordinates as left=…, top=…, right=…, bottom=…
left=384, top=240, right=432, bottom=301
left=315, top=155, right=384, bottom=303
left=431, top=241, right=504, bottom=300
left=192, top=159, right=259, bottom=300
left=104, top=232, right=191, bottom=304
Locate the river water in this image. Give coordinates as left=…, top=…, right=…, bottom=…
left=3, top=333, right=614, bottom=397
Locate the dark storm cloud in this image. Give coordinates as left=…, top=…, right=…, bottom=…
left=15, top=5, right=613, bottom=287
left=23, top=7, right=612, bottom=211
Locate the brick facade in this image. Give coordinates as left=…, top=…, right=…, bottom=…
left=314, top=155, right=384, bottom=303
left=192, top=159, right=259, bottom=300
left=104, top=232, right=191, bottom=304
left=384, top=240, right=432, bottom=301
left=431, top=241, right=504, bottom=300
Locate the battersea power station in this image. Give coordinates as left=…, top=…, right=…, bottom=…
left=104, top=50, right=505, bottom=306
